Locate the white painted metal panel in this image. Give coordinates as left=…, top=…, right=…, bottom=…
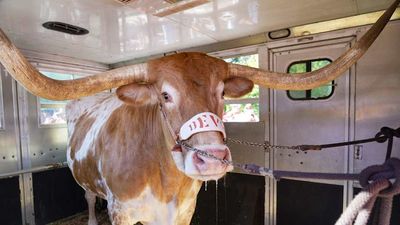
left=354, top=20, right=400, bottom=172
left=167, top=0, right=357, bottom=42
left=226, top=122, right=266, bottom=175
left=272, top=39, right=351, bottom=185
left=0, top=66, right=20, bottom=174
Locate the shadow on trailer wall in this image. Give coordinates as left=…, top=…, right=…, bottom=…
left=0, top=169, right=87, bottom=225
left=32, top=168, right=87, bottom=225
left=0, top=177, right=22, bottom=225
left=23, top=172, right=264, bottom=225
left=192, top=173, right=265, bottom=225
left=277, top=179, right=343, bottom=225
left=0, top=170, right=265, bottom=225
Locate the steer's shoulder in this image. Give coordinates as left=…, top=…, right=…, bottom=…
left=66, top=92, right=120, bottom=122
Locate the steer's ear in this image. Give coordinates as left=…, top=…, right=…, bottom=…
left=223, top=77, right=254, bottom=98
left=116, top=83, right=158, bottom=106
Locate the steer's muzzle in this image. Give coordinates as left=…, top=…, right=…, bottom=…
left=170, top=112, right=232, bottom=181
left=185, top=144, right=233, bottom=181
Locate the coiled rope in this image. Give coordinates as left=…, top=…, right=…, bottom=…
left=335, top=158, right=400, bottom=225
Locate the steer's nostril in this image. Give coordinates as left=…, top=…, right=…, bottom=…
left=193, top=152, right=205, bottom=165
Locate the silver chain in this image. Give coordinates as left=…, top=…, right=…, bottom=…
left=226, top=137, right=303, bottom=151
left=159, top=104, right=301, bottom=166
left=178, top=137, right=303, bottom=167
left=179, top=141, right=235, bottom=166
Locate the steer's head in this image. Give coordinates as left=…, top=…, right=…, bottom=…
left=0, top=0, right=397, bottom=180
left=117, top=53, right=253, bottom=180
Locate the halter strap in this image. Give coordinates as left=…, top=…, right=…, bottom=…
left=159, top=103, right=179, bottom=144
left=158, top=104, right=226, bottom=142
left=179, top=112, right=225, bottom=140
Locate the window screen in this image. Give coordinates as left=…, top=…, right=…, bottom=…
left=223, top=54, right=259, bottom=122
left=287, top=59, right=334, bottom=100
left=38, top=72, right=73, bottom=126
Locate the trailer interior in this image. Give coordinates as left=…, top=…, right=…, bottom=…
left=0, top=0, right=399, bottom=225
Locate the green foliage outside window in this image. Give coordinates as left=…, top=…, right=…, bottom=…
left=223, top=54, right=260, bottom=122
left=39, top=71, right=73, bottom=125
left=287, top=59, right=333, bottom=100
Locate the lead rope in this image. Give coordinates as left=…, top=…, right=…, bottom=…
left=158, top=104, right=398, bottom=180
left=158, top=105, right=400, bottom=225
left=226, top=126, right=400, bottom=152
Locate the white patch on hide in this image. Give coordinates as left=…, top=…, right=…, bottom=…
left=66, top=93, right=123, bottom=162
left=106, top=186, right=178, bottom=225
left=66, top=146, right=74, bottom=168
left=104, top=182, right=201, bottom=225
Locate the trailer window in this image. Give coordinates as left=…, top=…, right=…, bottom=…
left=287, top=59, right=333, bottom=100
left=38, top=72, right=73, bottom=126
left=223, top=54, right=259, bottom=122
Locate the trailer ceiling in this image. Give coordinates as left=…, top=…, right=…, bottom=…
left=0, top=0, right=395, bottom=64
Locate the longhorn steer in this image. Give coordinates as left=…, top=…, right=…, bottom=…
left=66, top=53, right=242, bottom=224
left=0, top=1, right=398, bottom=224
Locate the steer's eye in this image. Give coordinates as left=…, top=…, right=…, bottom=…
left=162, top=92, right=172, bottom=102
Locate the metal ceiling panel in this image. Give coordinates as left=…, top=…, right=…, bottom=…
left=356, top=0, right=394, bottom=13
left=165, top=0, right=358, bottom=42
left=0, top=0, right=214, bottom=64
left=0, top=0, right=396, bottom=64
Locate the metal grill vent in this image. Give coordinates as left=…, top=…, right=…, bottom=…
left=114, top=0, right=136, bottom=5
left=42, top=22, right=89, bottom=35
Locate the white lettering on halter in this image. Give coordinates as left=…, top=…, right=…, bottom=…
left=180, top=112, right=225, bottom=140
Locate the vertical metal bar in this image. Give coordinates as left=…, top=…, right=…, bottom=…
left=9, top=67, right=28, bottom=225
left=270, top=49, right=278, bottom=225
left=258, top=45, right=270, bottom=225
left=343, top=35, right=357, bottom=210
left=16, top=84, right=36, bottom=225
left=342, top=40, right=351, bottom=210
left=18, top=175, right=26, bottom=225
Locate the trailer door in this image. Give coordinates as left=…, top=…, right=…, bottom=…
left=271, top=37, right=353, bottom=225
left=272, top=37, right=353, bottom=182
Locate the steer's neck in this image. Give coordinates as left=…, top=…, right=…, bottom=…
left=120, top=104, right=203, bottom=205
left=152, top=105, right=204, bottom=217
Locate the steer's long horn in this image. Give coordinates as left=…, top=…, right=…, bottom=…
left=228, top=0, right=399, bottom=90
left=0, top=30, right=149, bottom=100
